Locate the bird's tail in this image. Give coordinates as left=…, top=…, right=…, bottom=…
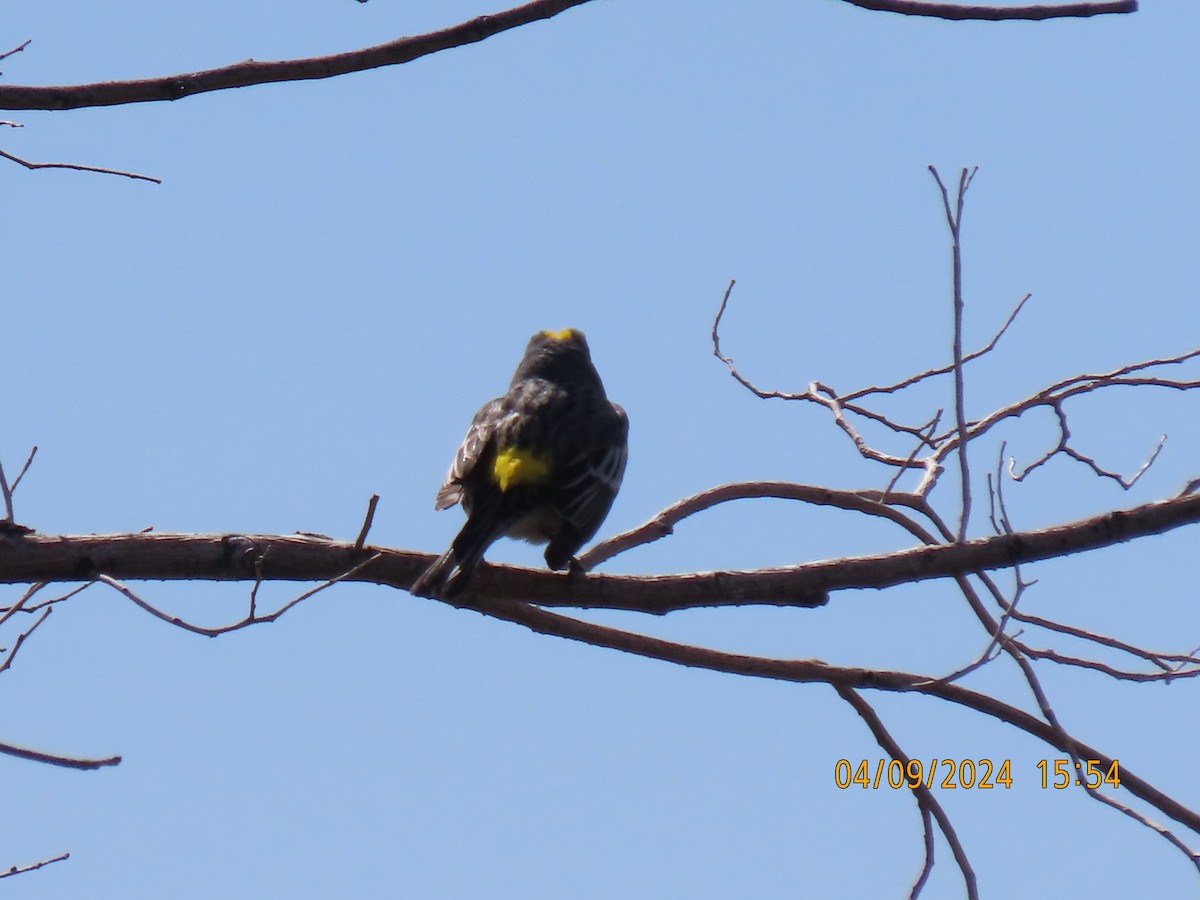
left=409, top=546, right=460, bottom=600
left=410, top=512, right=500, bottom=600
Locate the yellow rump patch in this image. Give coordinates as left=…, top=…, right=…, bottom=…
left=540, top=328, right=576, bottom=341
left=492, top=446, right=552, bottom=492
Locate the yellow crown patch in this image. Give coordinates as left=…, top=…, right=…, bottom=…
left=540, top=328, right=576, bottom=341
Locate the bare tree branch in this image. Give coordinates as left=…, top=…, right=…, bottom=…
left=1003, top=625, right=1200, bottom=870
left=836, top=686, right=977, bottom=900
left=0, top=39, right=31, bottom=66
left=95, top=552, right=383, bottom=637
left=0, top=148, right=160, bottom=182
left=0, top=1, right=1136, bottom=113
left=945, top=348, right=1200, bottom=446
left=910, top=807, right=937, bottom=900
left=0, top=606, right=52, bottom=675
left=700, top=168, right=1200, bottom=879
left=7, top=582, right=91, bottom=615
left=582, top=481, right=940, bottom=571
left=929, top=165, right=977, bottom=541
left=1, top=851, right=69, bottom=880
left=1008, top=401, right=1166, bottom=487
left=1013, top=644, right=1200, bottom=683
left=3, top=491, right=1200, bottom=611
left=464, top=594, right=1200, bottom=836
left=354, top=494, right=380, bottom=552
left=1010, top=610, right=1197, bottom=673
left=0, top=0, right=599, bottom=111
left=0, top=740, right=120, bottom=770
left=845, top=294, right=1031, bottom=402
left=714, top=268, right=1199, bottom=511
left=839, top=0, right=1136, bottom=18
left=0, top=446, right=37, bottom=524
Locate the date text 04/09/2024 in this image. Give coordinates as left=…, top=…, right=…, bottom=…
left=833, top=758, right=1121, bottom=790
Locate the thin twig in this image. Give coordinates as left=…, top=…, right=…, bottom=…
left=1008, top=611, right=1190, bottom=672
left=0, top=740, right=120, bottom=770
left=257, top=552, right=384, bottom=625
left=97, top=553, right=383, bottom=637
left=582, top=481, right=940, bottom=571
left=9, top=446, right=37, bottom=494
left=910, top=807, right=937, bottom=900
left=713, top=283, right=956, bottom=470
left=1008, top=401, right=1167, bottom=488
left=1012, top=638, right=1200, bottom=871
left=939, top=347, right=1200, bottom=447
left=0, top=606, right=52, bottom=674
left=836, top=686, right=977, bottom=900
left=974, top=443, right=1033, bottom=661
left=840, top=0, right=1135, bottom=18
left=1079, top=789, right=1200, bottom=874
left=0, top=583, right=37, bottom=626
left=1062, top=433, right=1166, bottom=488
left=0, top=149, right=160, bottom=183
left=966, top=553, right=1200, bottom=875
left=1012, top=644, right=1200, bottom=682
left=354, top=494, right=380, bottom=551
left=882, top=411, right=942, bottom=501
left=0, top=39, right=31, bottom=65
left=845, top=293, right=1031, bottom=402
left=20, top=582, right=92, bottom=614
left=0, top=448, right=37, bottom=534
left=711, top=279, right=800, bottom=401
left=1, top=851, right=70, bottom=880
left=248, top=548, right=268, bottom=620
left=0, top=460, right=12, bottom=523
left=810, top=383, right=941, bottom=468
left=964, top=546, right=1198, bottom=684
left=930, top=165, right=978, bottom=541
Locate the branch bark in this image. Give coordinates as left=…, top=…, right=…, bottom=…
left=0, top=0, right=597, bottom=111
left=0, top=0, right=1137, bottom=112
left=468, top=594, right=1200, bottom=837
left=2, top=490, right=1198, bottom=611
left=841, top=0, right=1136, bottom=18
left=0, top=739, right=120, bottom=770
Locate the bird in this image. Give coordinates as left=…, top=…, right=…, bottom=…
left=410, top=328, right=628, bottom=600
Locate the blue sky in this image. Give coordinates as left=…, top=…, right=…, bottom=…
left=4, top=1, right=1200, bottom=897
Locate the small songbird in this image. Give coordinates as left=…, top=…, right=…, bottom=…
left=410, top=328, right=628, bottom=600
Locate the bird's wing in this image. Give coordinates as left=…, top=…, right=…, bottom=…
left=434, top=397, right=504, bottom=510
left=554, top=403, right=629, bottom=536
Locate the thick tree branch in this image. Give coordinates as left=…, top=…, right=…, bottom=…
left=469, top=595, right=1200, bottom=837
left=0, top=0, right=1137, bottom=112
left=0, top=0, right=597, bottom=111
left=840, top=0, right=1136, bottom=18
left=2, top=490, right=1199, bottom=611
